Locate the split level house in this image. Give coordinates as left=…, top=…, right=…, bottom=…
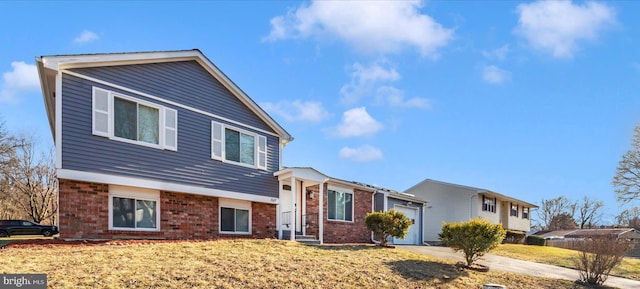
left=37, top=50, right=294, bottom=241
left=37, top=49, right=535, bottom=245
left=36, top=49, right=415, bottom=244
left=405, top=179, right=538, bottom=244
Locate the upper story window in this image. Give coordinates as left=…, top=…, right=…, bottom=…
left=522, top=207, right=529, bottom=219
left=482, top=195, right=496, bottom=213
left=328, top=189, right=353, bottom=222
left=114, top=97, right=159, bottom=144
left=211, top=121, right=267, bottom=170
left=510, top=203, right=518, bottom=217
left=92, top=87, right=177, bottom=151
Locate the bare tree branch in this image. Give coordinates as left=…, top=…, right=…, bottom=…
left=576, top=196, right=604, bottom=229
left=536, top=196, right=577, bottom=230
left=613, top=125, right=640, bottom=203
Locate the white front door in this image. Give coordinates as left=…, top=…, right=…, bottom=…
left=394, top=206, right=419, bottom=245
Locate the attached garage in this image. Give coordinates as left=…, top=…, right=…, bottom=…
left=373, top=189, right=425, bottom=245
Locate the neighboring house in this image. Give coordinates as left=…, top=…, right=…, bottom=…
left=37, top=50, right=293, bottom=240
left=560, top=228, right=640, bottom=240
left=536, top=229, right=640, bottom=257
left=405, top=179, right=538, bottom=244
left=533, top=230, right=576, bottom=240
left=273, top=167, right=424, bottom=244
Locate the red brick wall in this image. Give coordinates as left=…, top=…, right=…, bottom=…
left=323, top=187, right=373, bottom=243
left=304, top=185, right=320, bottom=238
left=58, top=179, right=276, bottom=240
left=250, top=202, right=277, bottom=239
left=58, top=180, right=110, bottom=239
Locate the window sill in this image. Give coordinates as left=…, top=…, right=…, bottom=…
left=327, top=219, right=354, bottom=223
left=219, top=231, right=251, bottom=235
left=109, top=227, right=161, bottom=232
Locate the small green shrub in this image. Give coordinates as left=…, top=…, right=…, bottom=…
left=439, top=218, right=506, bottom=266
left=365, top=209, right=411, bottom=247
left=525, top=235, right=546, bottom=246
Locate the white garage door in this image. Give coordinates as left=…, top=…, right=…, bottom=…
left=394, top=206, right=419, bottom=245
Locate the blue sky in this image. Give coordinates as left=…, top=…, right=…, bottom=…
left=1, top=1, right=639, bottom=225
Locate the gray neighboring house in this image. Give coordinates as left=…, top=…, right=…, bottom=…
left=37, top=49, right=293, bottom=240
left=405, top=179, right=538, bottom=244
left=565, top=228, right=640, bottom=240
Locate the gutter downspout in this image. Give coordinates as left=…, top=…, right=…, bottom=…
left=471, top=191, right=482, bottom=219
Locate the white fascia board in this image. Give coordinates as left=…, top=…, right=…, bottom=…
left=57, top=169, right=279, bottom=204
left=479, top=190, right=538, bottom=208
left=273, top=167, right=327, bottom=183
left=41, top=50, right=201, bottom=70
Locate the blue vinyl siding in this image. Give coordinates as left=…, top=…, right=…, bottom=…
left=71, top=61, right=272, bottom=132
left=60, top=64, right=281, bottom=198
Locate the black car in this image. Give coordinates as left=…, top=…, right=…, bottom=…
left=0, top=220, right=59, bottom=237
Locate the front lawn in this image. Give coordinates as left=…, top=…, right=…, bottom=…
left=493, top=244, right=640, bottom=281
left=0, top=239, right=592, bottom=289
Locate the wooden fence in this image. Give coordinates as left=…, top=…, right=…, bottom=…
left=546, top=239, right=640, bottom=258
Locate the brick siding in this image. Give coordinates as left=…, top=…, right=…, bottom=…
left=58, top=179, right=276, bottom=240
left=322, top=187, right=373, bottom=243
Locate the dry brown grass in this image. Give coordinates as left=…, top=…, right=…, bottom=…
left=0, top=239, right=593, bottom=289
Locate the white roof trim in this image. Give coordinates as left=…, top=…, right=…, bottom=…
left=406, top=178, right=538, bottom=208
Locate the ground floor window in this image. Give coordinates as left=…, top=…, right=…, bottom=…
left=219, top=199, right=251, bottom=234
left=109, top=186, right=160, bottom=231
left=328, top=189, right=353, bottom=222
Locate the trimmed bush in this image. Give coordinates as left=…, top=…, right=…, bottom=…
left=439, top=218, right=506, bottom=266
left=365, top=209, right=411, bottom=247
left=525, top=235, right=546, bottom=246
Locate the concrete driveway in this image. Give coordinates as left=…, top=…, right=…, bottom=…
left=399, top=245, right=640, bottom=289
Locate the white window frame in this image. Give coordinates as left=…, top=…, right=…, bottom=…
left=522, top=207, right=529, bottom=219
left=211, top=121, right=267, bottom=170
left=327, top=187, right=354, bottom=223
left=108, top=185, right=161, bottom=232
left=219, top=198, right=252, bottom=235
left=92, top=87, right=178, bottom=151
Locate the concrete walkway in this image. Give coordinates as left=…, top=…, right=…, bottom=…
left=399, top=245, right=640, bottom=289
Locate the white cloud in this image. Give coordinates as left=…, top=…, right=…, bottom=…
left=339, top=145, right=383, bottom=162
left=264, top=0, right=453, bottom=57
left=376, top=86, right=430, bottom=109
left=340, top=61, right=400, bottom=105
left=515, top=1, right=616, bottom=58
left=0, top=62, right=39, bottom=103
left=73, top=30, right=99, bottom=44
left=261, top=100, right=330, bottom=123
left=334, top=107, right=382, bottom=138
left=482, top=44, right=510, bottom=60
left=482, top=65, right=511, bottom=84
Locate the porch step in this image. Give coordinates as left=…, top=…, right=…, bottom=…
left=295, top=235, right=320, bottom=245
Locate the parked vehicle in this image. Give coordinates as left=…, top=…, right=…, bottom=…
left=0, top=220, right=59, bottom=237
